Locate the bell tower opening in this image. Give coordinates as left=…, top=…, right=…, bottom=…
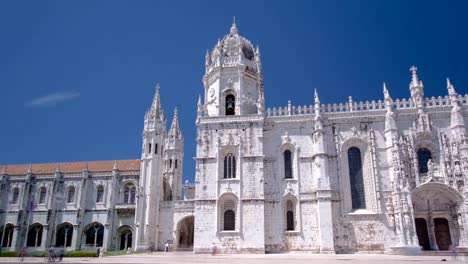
left=226, top=94, right=235, bottom=115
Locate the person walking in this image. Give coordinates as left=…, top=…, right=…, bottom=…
left=165, top=241, right=169, bottom=252
left=211, top=243, right=217, bottom=256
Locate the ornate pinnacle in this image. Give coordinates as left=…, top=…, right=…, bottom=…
left=28, top=164, right=32, bottom=174
left=447, top=78, right=456, bottom=95
left=410, top=65, right=421, bottom=87
left=383, top=82, right=392, bottom=101
left=113, top=160, right=118, bottom=171
left=314, top=88, right=322, bottom=118
left=55, top=163, right=60, bottom=173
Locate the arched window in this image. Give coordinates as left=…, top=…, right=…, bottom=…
left=67, top=186, right=75, bottom=203
left=1, top=224, right=14, bottom=247
left=55, top=223, right=73, bottom=247
left=226, top=94, right=235, bottom=115
left=284, top=150, right=293, bottom=179
left=223, top=153, right=236, bottom=179
left=85, top=222, right=104, bottom=247
left=348, top=147, right=366, bottom=209
left=12, top=188, right=19, bottom=204
left=96, top=185, right=104, bottom=203
left=286, top=200, right=295, bottom=231
left=26, top=223, right=43, bottom=247
left=169, top=159, right=172, bottom=168
left=148, top=143, right=152, bottom=154
left=123, top=183, right=136, bottom=204
left=417, top=148, right=432, bottom=174
left=224, top=210, right=235, bottom=231
left=175, top=159, right=178, bottom=169
left=38, top=187, right=47, bottom=205
left=155, top=143, right=158, bottom=154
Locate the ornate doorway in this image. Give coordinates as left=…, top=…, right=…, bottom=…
left=434, top=218, right=451, bottom=250
left=176, top=216, right=194, bottom=249
left=412, top=183, right=462, bottom=251
left=415, top=218, right=430, bottom=250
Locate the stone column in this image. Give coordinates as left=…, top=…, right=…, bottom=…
left=427, top=216, right=438, bottom=250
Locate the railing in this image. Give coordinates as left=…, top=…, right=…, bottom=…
left=265, top=94, right=468, bottom=117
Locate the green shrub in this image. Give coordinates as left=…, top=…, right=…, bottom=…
left=0, top=251, right=18, bottom=257
left=64, top=251, right=98, bottom=257
left=104, top=250, right=127, bottom=256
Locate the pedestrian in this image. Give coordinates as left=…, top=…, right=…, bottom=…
left=211, top=242, right=217, bottom=256
left=59, top=247, right=64, bottom=262
left=48, top=247, right=56, bottom=262
left=165, top=241, right=169, bottom=252
left=19, top=247, right=26, bottom=262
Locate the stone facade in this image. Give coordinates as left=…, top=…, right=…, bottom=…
left=1, top=22, right=468, bottom=254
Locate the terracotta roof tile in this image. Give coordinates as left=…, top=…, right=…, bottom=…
left=2, top=159, right=140, bottom=175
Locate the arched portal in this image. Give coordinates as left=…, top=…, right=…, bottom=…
left=176, top=216, right=194, bottom=249
left=116, top=226, right=133, bottom=251
left=412, top=183, right=463, bottom=250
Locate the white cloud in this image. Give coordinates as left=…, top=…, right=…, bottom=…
left=26, top=91, right=80, bottom=107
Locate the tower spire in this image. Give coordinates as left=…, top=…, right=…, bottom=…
left=169, top=108, right=182, bottom=139
left=150, top=84, right=164, bottom=120
left=410, top=66, right=420, bottom=87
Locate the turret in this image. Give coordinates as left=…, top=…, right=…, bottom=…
left=135, top=84, right=166, bottom=250
left=447, top=78, right=466, bottom=140
left=383, top=83, right=398, bottom=144
left=409, top=66, right=425, bottom=114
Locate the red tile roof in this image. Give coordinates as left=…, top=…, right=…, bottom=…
left=2, top=160, right=140, bottom=175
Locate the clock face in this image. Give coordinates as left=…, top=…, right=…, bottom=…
left=209, top=88, right=215, bottom=98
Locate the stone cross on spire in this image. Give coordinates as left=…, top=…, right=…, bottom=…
left=149, top=84, right=164, bottom=121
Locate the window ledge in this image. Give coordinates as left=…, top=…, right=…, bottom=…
left=218, top=230, right=240, bottom=236
left=284, top=230, right=300, bottom=235
left=347, top=209, right=376, bottom=215
left=219, top=178, right=240, bottom=182
left=284, top=178, right=297, bottom=182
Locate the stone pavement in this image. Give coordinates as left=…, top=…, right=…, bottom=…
left=0, top=252, right=466, bottom=264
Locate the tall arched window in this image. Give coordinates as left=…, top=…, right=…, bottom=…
left=38, top=187, right=47, bottom=205
left=12, top=188, right=19, bottom=204
left=224, top=210, right=235, bottom=231
left=348, top=147, right=366, bottom=209
left=286, top=200, right=295, bottom=231
left=123, top=183, right=136, bottom=204
left=55, top=223, right=73, bottom=247
left=1, top=224, right=14, bottom=247
left=223, top=153, right=236, bottom=179
left=85, top=222, right=104, bottom=247
left=67, top=186, right=75, bottom=203
left=26, top=223, right=43, bottom=247
left=226, top=94, right=235, bottom=115
left=96, top=185, right=104, bottom=203
left=284, top=150, right=293, bottom=179
left=417, top=148, right=432, bottom=174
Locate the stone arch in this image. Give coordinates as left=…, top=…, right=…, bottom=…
left=82, top=222, right=104, bottom=248
left=26, top=223, right=43, bottom=248
left=217, top=192, right=239, bottom=232
left=175, top=216, right=194, bottom=249
left=116, top=225, right=133, bottom=251
left=281, top=194, right=299, bottom=231
left=412, top=183, right=463, bottom=250
left=0, top=223, right=14, bottom=248
left=55, top=222, right=73, bottom=247
left=340, top=137, right=375, bottom=212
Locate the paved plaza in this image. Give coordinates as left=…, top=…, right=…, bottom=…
left=0, top=252, right=466, bottom=264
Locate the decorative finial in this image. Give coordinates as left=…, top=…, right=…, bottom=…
left=447, top=77, right=456, bottom=94
left=410, top=66, right=420, bottom=86
left=314, top=88, right=320, bottom=105
left=113, top=160, right=118, bottom=170
left=55, top=163, right=60, bottom=173
left=2, top=165, right=6, bottom=175
left=28, top=164, right=32, bottom=174
left=230, top=17, right=238, bottom=35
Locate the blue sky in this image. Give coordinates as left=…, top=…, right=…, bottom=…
left=1, top=1, right=467, bottom=184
